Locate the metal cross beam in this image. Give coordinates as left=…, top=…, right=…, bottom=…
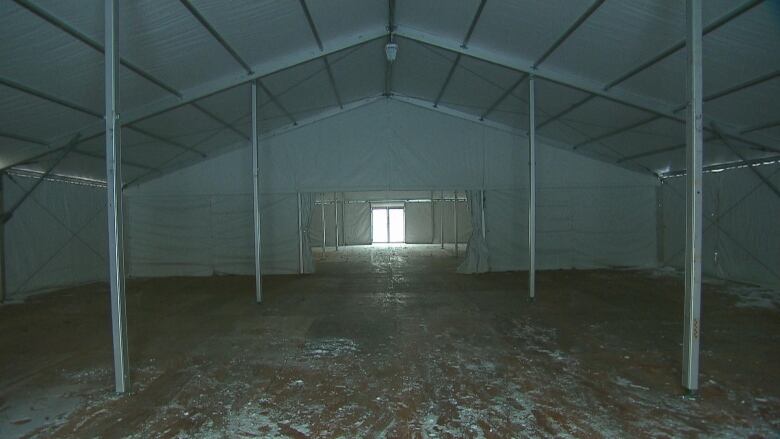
left=0, top=130, right=48, bottom=146
left=742, top=118, right=780, bottom=134
left=479, top=73, right=527, bottom=120
left=671, top=68, right=780, bottom=113
left=702, top=69, right=779, bottom=103
left=713, top=125, right=780, bottom=199
left=257, top=81, right=297, bottom=125
left=396, top=0, right=770, bottom=153
left=0, top=76, right=101, bottom=118
left=615, top=137, right=712, bottom=163
left=191, top=103, right=250, bottom=141
left=50, top=31, right=385, bottom=147
left=1, top=134, right=81, bottom=224
left=461, top=0, right=487, bottom=49
left=572, top=115, right=663, bottom=150
left=433, top=54, right=461, bottom=107
left=12, top=0, right=181, bottom=97
left=299, top=0, right=324, bottom=51
left=126, top=125, right=207, bottom=158
left=323, top=57, right=344, bottom=109
left=480, top=0, right=603, bottom=123
left=606, top=0, right=764, bottom=90
left=536, top=95, right=594, bottom=130
left=1, top=76, right=210, bottom=162
left=294, top=0, right=343, bottom=109
left=533, top=0, right=606, bottom=68
left=179, top=0, right=253, bottom=75
left=661, top=153, right=780, bottom=178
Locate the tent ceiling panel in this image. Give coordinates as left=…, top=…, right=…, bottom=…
left=392, top=38, right=456, bottom=102
left=305, top=0, right=386, bottom=44
left=194, top=83, right=252, bottom=138
left=0, top=86, right=97, bottom=142
left=532, top=80, right=592, bottom=124
left=469, top=0, right=597, bottom=63
left=542, top=97, right=654, bottom=142
left=704, top=78, right=780, bottom=132
left=181, top=0, right=313, bottom=69
left=0, top=140, right=48, bottom=171
left=701, top=1, right=780, bottom=94
left=396, top=0, right=483, bottom=46
left=260, top=58, right=335, bottom=122
left=619, top=49, right=686, bottom=107
left=540, top=0, right=733, bottom=87
left=439, top=54, right=522, bottom=114
left=131, top=104, right=225, bottom=150
left=603, top=118, right=685, bottom=159
left=116, top=0, right=243, bottom=92
left=532, top=120, right=590, bottom=149
left=326, top=39, right=386, bottom=104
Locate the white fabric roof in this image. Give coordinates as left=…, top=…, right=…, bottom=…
left=1, top=0, right=778, bottom=182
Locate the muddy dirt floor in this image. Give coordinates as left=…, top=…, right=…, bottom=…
left=1, top=244, right=778, bottom=438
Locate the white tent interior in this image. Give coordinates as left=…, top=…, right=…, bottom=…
left=1, top=0, right=779, bottom=403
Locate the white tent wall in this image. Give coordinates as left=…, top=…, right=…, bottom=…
left=2, top=174, right=107, bottom=299
left=125, top=98, right=658, bottom=277
left=660, top=165, right=780, bottom=288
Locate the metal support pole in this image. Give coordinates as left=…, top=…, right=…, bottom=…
left=334, top=193, right=339, bottom=251
left=297, top=192, right=304, bottom=274
left=440, top=191, right=444, bottom=249
left=683, top=0, right=703, bottom=396
left=105, top=0, right=129, bottom=394
left=0, top=176, right=5, bottom=304
left=528, top=76, right=537, bottom=301
left=454, top=191, right=458, bottom=257
left=251, top=80, right=263, bottom=303
left=480, top=190, right=486, bottom=240
left=321, top=195, right=326, bottom=253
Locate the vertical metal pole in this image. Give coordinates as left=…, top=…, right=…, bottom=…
left=430, top=191, right=435, bottom=244
left=480, top=190, right=486, bottom=240
left=321, top=195, right=326, bottom=253
left=105, top=0, right=129, bottom=394
left=0, top=176, right=5, bottom=304
left=386, top=207, right=390, bottom=243
left=297, top=192, right=304, bottom=274
left=529, top=76, right=537, bottom=301
left=440, top=191, right=444, bottom=249
left=454, top=190, right=459, bottom=257
left=683, top=0, right=703, bottom=396
left=334, top=193, right=339, bottom=251
left=251, top=81, right=263, bottom=303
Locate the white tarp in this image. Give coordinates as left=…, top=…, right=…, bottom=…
left=661, top=165, right=780, bottom=288
left=124, top=99, right=658, bottom=277
left=2, top=174, right=107, bottom=298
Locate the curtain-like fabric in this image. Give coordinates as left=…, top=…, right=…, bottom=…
left=299, top=192, right=316, bottom=273
left=458, top=190, right=490, bottom=273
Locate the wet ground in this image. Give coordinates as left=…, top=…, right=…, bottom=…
left=1, top=244, right=778, bottom=438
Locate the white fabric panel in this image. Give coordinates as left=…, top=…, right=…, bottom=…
left=405, top=201, right=433, bottom=244
left=661, top=165, right=780, bottom=288
left=126, top=98, right=658, bottom=278
left=342, top=202, right=371, bottom=245
left=3, top=175, right=106, bottom=298
left=299, top=192, right=315, bottom=273
left=126, top=192, right=307, bottom=277
left=458, top=190, right=490, bottom=273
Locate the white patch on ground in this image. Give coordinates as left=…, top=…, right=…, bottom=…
left=304, top=337, right=359, bottom=358
left=722, top=285, right=780, bottom=310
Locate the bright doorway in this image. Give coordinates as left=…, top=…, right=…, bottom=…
left=372, top=207, right=405, bottom=243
